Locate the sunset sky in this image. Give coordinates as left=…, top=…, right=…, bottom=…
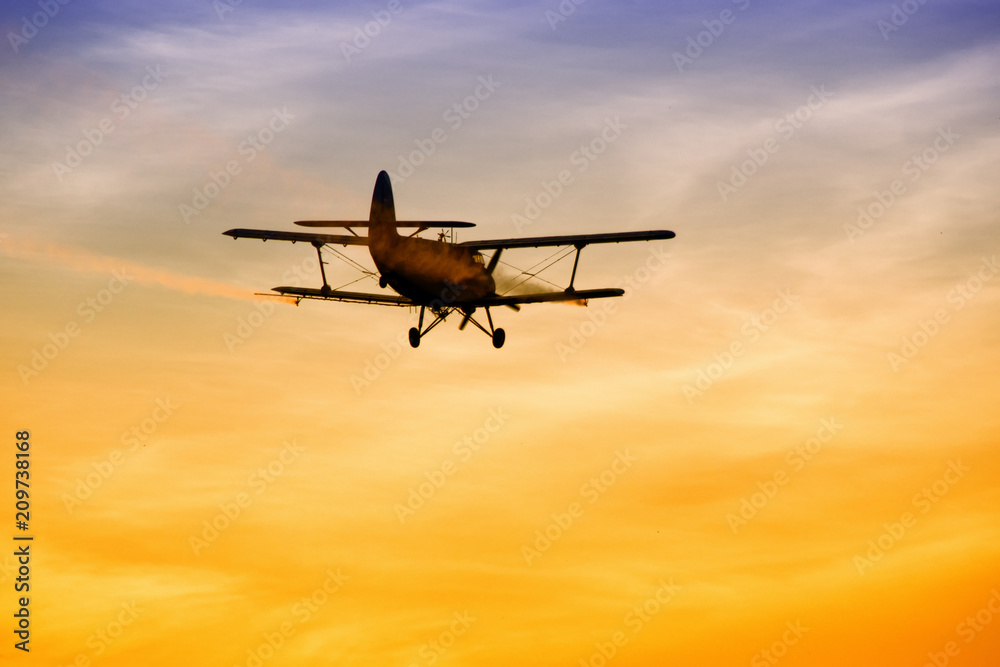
left=2, top=0, right=1000, bottom=665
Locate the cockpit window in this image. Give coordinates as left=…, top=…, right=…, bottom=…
left=473, top=253, right=485, bottom=265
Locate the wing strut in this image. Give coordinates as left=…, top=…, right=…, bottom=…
left=312, top=241, right=330, bottom=292
left=567, top=244, right=584, bottom=293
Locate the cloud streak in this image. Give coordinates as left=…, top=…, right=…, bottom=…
left=4, top=235, right=267, bottom=301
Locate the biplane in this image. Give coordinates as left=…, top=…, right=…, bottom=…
left=223, top=171, right=674, bottom=348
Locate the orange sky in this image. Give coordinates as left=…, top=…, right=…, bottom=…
left=2, top=2, right=1000, bottom=665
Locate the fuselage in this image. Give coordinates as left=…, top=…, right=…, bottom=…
left=367, top=171, right=495, bottom=308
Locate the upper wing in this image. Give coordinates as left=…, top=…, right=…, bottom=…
left=224, top=228, right=674, bottom=249
left=460, top=229, right=675, bottom=251
left=294, top=220, right=475, bottom=228
left=223, top=228, right=368, bottom=246
left=269, top=286, right=413, bottom=306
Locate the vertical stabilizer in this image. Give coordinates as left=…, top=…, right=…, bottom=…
left=369, top=170, right=399, bottom=244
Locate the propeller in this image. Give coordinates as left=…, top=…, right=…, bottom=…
left=458, top=307, right=474, bottom=331
left=485, top=249, right=503, bottom=275
left=461, top=250, right=505, bottom=330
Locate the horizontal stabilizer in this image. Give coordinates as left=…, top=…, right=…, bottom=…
left=294, top=220, right=475, bottom=228
left=223, top=229, right=368, bottom=246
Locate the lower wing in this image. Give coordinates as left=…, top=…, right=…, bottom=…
left=265, top=286, right=622, bottom=308
left=270, top=286, right=413, bottom=306
left=469, top=288, right=624, bottom=306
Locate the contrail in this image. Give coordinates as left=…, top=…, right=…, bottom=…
left=3, top=236, right=284, bottom=302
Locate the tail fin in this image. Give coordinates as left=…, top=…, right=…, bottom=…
left=369, top=170, right=399, bottom=244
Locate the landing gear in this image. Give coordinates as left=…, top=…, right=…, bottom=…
left=408, top=306, right=447, bottom=348
left=407, top=304, right=506, bottom=348
left=458, top=306, right=505, bottom=348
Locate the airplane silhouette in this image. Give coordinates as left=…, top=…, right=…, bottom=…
left=224, top=171, right=674, bottom=348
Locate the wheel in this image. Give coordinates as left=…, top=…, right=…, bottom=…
left=492, top=328, right=505, bottom=349
left=408, top=327, right=420, bottom=348
left=379, top=276, right=388, bottom=288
